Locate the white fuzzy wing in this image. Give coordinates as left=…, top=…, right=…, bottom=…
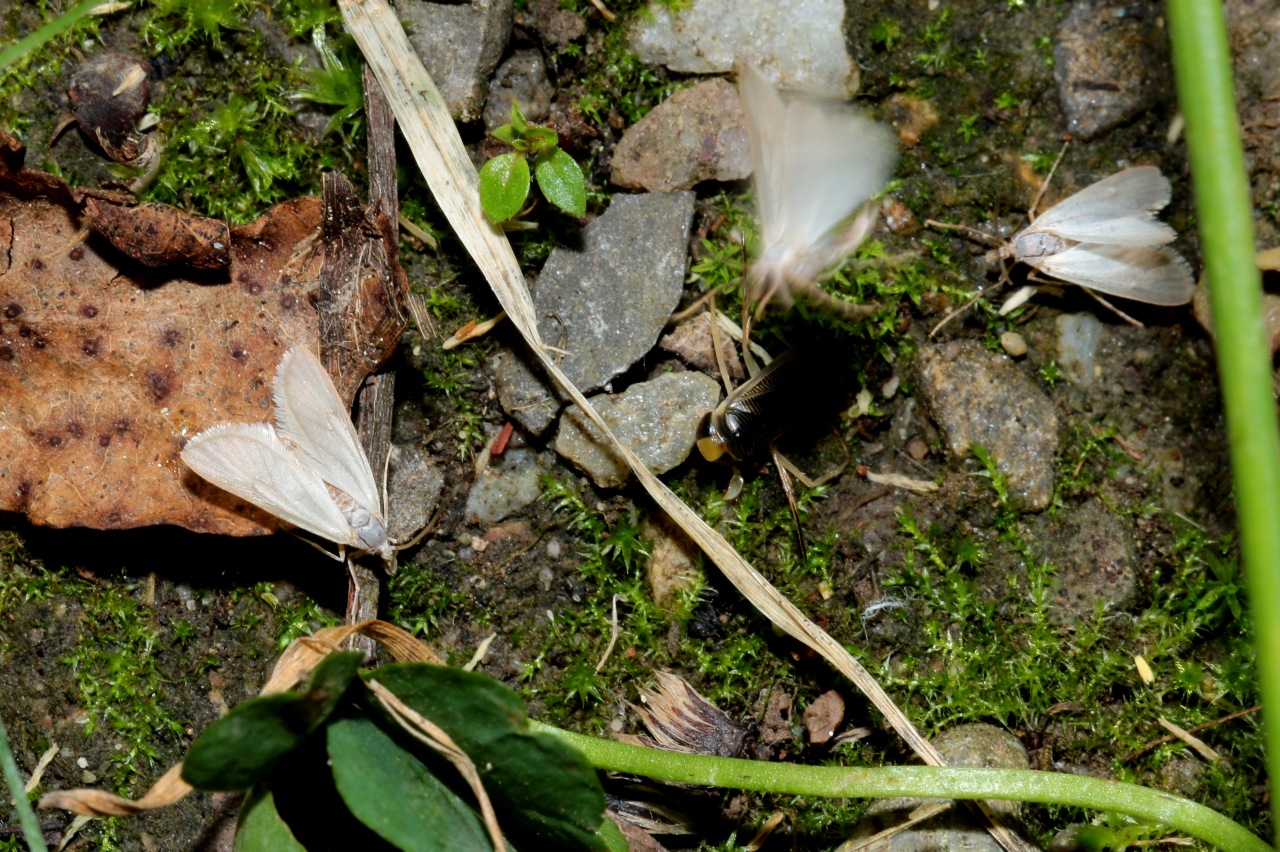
left=738, top=62, right=897, bottom=265
left=1031, top=166, right=1173, bottom=241
left=1030, top=242, right=1194, bottom=306
left=271, top=345, right=381, bottom=515
left=181, top=422, right=357, bottom=546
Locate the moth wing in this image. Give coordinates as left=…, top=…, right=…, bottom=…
left=1032, top=216, right=1176, bottom=247
left=272, top=346, right=382, bottom=515
left=737, top=61, right=790, bottom=251
left=737, top=62, right=897, bottom=261
left=181, top=422, right=357, bottom=546
left=1031, top=242, right=1194, bottom=306
left=1032, top=166, right=1172, bottom=233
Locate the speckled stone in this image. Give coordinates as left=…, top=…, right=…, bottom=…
left=464, top=446, right=551, bottom=525
left=916, top=340, right=1059, bottom=511
left=610, top=78, right=750, bottom=192
left=554, top=370, right=721, bottom=488
left=401, top=0, right=513, bottom=122
left=1033, top=499, right=1137, bottom=625
left=630, top=0, right=860, bottom=97
left=386, top=443, right=443, bottom=541
left=1053, top=2, right=1169, bottom=140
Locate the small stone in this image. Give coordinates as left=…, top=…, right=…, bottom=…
left=883, top=94, right=939, bottom=147
left=659, top=311, right=745, bottom=380
left=916, top=340, right=1059, bottom=511
left=630, top=0, right=860, bottom=97
left=848, top=723, right=1029, bottom=849
left=555, top=371, right=722, bottom=488
left=611, top=78, right=751, bottom=192
left=999, top=330, right=1028, bottom=358
left=484, top=49, right=553, bottom=131
left=523, top=0, right=586, bottom=46
left=643, top=513, right=704, bottom=610
left=402, top=0, right=514, bottom=122
left=906, top=437, right=929, bottom=461
left=386, top=443, right=444, bottom=542
left=1035, top=499, right=1137, bottom=625
left=546, top=539, right=562, bottom=558
left=1056, top=313, right=1102, bottom=385
left=464, top=446, right=551, bottom=525
left=1054, top=2, right=1169, bottom=140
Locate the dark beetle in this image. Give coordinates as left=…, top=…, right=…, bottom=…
left=695, top=346, right=830, bottom=463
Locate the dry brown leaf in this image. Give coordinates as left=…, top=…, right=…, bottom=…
left=0, top=134, right=404, bottom=536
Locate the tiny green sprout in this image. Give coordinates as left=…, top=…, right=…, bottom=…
left=1039, top=360, right=1065, bottom=386
left=479, top=101, right=586, bottom=223
left=995, top=91, right=1021, bottom=110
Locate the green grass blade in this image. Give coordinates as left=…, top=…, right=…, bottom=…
left=1167, top=0, right=1280, bottom=837
left=0, top=0, right=104, bottom=74
left=0, top=715, right=48, bottom=852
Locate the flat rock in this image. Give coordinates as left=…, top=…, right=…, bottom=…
left=402, top=0, right=514, bottom=122
left=610, top=78, right=750, bottom=192
left=630, top=0, right=859, bottom=97
left=916, top=340, right=1059, bottom=511
left=554, top=370, right=721, bottom=488
left=1054, top=2, right=1169, bottom=140
left=484, top=48, right=553, bottom=131
left=495, top=191, right=695, bottom=434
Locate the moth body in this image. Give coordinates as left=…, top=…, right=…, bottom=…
left=737, top=61, right=896, bottom=313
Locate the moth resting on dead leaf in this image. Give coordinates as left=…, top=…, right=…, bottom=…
left=181, top=345, right=398, bottom=567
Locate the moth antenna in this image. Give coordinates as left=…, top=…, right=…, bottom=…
left=924, top=219, right=1005, bottom=248
left=928, top=279, right=1006, bottom=338
left=1028, top=140, right=1069, bottom=223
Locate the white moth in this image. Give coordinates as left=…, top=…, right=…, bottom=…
left=992, top=166, right=1194, bottom=317
left=181, top=345, right=393, bottom=564
left=737, top=61, right=898, bottom=314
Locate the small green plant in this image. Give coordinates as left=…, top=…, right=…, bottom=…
left=478, top=101, right=586, bottom=223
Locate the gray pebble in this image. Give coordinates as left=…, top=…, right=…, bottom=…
left=848, top=723, right=1029, bottom=850
left=630, top=0, right=860, bottom=97
left=402, top=0, right=514, bottom=122
left=484, top=49, right=553, bottom=131
left=386, top=443, right=444, bottom=542
left=496, top=191, right=695, bottom=433
left=916, top=340, right=1059, bottom=511
left=1054, top=2, right=1169, bottom=140
left=464, top=446, right=550, bottom=525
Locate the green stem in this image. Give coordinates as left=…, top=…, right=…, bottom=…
left=0, top=0, right=104, bottom=74
left=536, top=722, right=1267, bottom=851
left=1167, top=0, right=1280, bottom=838
left=0, top=715, right=47, bottom=852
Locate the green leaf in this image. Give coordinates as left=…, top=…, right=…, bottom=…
left=183, top=694, right=318, bottom=790
left=183, top=651, right=363, bottom=790
left=478, top=152, right=531, bottom=223
left=509, top=99, right=528, bottom=135
left=234, top=787, right=305, bottom=852
left=596, top=815, right=629, bottom=852
left=491, top=123, right=517, bottom=145
left=328, top=715, right=491, bottom=852
left=534, top=148, right=586, bottom=218
left=525, top=126, right=559, bottom=157
left=370, top=665, right=607, bottom=851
